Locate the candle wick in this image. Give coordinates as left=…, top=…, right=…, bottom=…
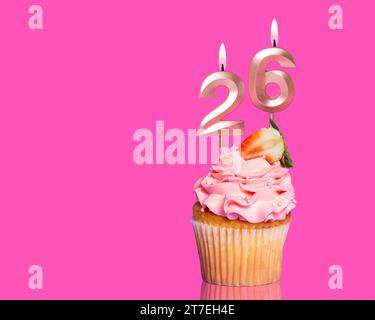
left=273, top=40, right=276, bottom=47
left=221, top=64, right=224, bottom=71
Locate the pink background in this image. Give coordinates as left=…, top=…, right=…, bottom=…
left=0, top=0, right=373, bottom=299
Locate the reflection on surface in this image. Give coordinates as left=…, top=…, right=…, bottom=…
left=200, top=281, right=282, bottom=300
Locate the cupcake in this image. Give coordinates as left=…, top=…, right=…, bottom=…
left=192, top=122, right=296, bottom=286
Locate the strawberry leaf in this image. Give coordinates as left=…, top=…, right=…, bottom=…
left=269, top=118, right=294, bottom=168
left=270, top=118, right=280, bottom=132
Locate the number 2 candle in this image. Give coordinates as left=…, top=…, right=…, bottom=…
left=198, top=43, right=244, bottom=147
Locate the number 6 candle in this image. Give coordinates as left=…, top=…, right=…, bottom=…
left=198, top=43, right=244, bottom=148
left=249, top=19, right=296, bottom=118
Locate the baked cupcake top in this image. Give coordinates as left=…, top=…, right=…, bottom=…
left=194, top=122, right=296, bottom=223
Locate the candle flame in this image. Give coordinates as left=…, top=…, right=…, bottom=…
left=219, top=42, right=226, bottom=71
left=271, top=18, right=278, bottom=47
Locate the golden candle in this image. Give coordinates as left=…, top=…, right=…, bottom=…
left=199, top=43, right=244, bottom=140
left=249, top=19, right=296, bottom=115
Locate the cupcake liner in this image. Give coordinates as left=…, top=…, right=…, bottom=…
left=200, top=281, right=282, bottom=300
left=192, top=219, right=290, bottom=286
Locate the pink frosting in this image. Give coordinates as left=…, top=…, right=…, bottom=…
left=193, top=148, right=296, bottom=223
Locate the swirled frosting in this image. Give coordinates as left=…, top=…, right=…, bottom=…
left=193, top=148, right=296, bottom=223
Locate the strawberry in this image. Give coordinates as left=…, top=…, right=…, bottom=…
left=240, top=127, right=284, bottom=163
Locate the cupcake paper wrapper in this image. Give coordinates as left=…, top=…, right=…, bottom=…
left=192, top=219, right=290, bottom=286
